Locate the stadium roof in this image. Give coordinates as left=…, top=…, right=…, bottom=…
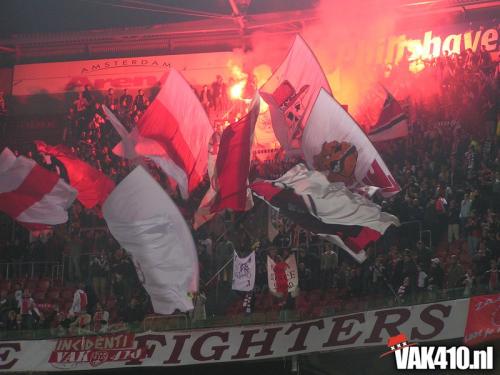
left=0, top=0, right=497, bottom=65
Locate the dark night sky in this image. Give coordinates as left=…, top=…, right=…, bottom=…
left=0, top=0, right=316, bottom=37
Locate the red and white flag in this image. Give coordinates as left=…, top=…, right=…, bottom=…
left=0, top=148, right=77, bottom=227
left=34, top=141, right=115, bottom=209
left=133, top=69, right=213, bottom=198
left=210, top=95, right=260, bottom=213
left=464, top=294, right=500, bottom=346
left=192, top=132, right=219, bottom=230
left=260, top=35, right=331, bottom=150
left=302, top=89, right=400, bottom=198
left=193, top=96, right=259, bottom=228
left=106, top=70, right=213, bottom=198
left=103, top=166, right=198, bottom=314
left=368, top=91, right=408, bottom=143
left=251, top=164, right=399, bottom=262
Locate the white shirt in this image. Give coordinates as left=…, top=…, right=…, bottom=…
left=69, top=289, right=87, bottom=315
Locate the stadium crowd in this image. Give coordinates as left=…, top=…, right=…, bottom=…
left=0, top=45, right=498, bottom=336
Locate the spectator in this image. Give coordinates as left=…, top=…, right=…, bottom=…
left=82, top=84, right=93, bottom=104
left=119, top=89, right=133, bottom=112
left=397, top=277, right=411, bottom=303
left=446, top=255, right=465, bottom=297
left=486, top=259, right=498, bottom=293
left=5, top=310, right=19, bottom=331
left=214, top=235, right=234, bottom=284
left=462, top=270, right=474, bottom=297
left=0, top=290, right=15, bottom=328
left=459, top=193, right=472, bottom=233
left=123, top=296, right=145, bottom=324
left=134, top=89, right=146, bottom=112
left=191, top=290, right=207, bottom=322
left=67, top=229, right=83, bottom=282
left=69, top=282, right=88, bottom=317
left=428, top=258, right=444, bottom=298
left=18, top=289, right=40, bottom=330
left=199, top=85, right=211, bottom=113
left=447, top=200, right=460, bottom=245
left=465, top=212, right=481, bottom=256
left=69, top=311, right=92, bottom=335
left=92, top=302, right=109, bottom=333
left=89, top=249, right=109, bottom=304
left=297, top=261, right=313, bottom=291
left=415, top=240, right=432, bottom=271
left=104, top=88, right=116, bottom=108
left=416, top=263, right=428, bottom=301
left=73, top=92, right=88, bottom=115
left=320, top=245, right=337, bottom=289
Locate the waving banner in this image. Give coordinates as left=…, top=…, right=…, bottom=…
left=231, top=251, right=256, bottom=292
left=103, top=166, right=198, bottom=314
left=260, top=35, right=331, bottom=151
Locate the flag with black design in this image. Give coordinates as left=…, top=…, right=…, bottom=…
left=252, top=164, right=399, bottom=262
left=368, top=91, right=408, bottom=142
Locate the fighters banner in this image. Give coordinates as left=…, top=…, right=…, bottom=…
left=463, top=293, right=500, bottom=346
left=0, top=299, right=469, bottom=372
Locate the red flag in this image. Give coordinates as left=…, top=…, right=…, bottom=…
left=210, top=96, right=260, bottom=213
left=0, top=148, right=77, bottom=227
left=464, top=294, right=500, bottom=346
left=35, top=141, right=115, bottom=209
left=368, top=91, right=408, bottom=142
left=135, top=69, right=213, bottom=198
left=260, top=35, right=331, bottom=150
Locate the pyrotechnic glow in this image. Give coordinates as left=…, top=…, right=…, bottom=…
left=259, top=97, right=268, bottom=114
left=409, top=59, right=426, bottom=74
left=227, top=60, right=248, bottom=100
left=230, top=80, right=245, bottom=100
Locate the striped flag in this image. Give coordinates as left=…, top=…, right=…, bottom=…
left=135, top=69, right=213, bottom=198
left=106, top=69, right=213, bottom=199
left=34, top=141, right=115, bottom=209
left=368, top=91, right=408, bottom=143
left=0, top=148, right=77, bottom=227
left=193, top=95, right=259, bottom=228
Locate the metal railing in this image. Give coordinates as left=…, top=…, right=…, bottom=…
left=143, top=314, right=189, bottom=331
left=0, top=287, right=494, bottom=341
left=0, top=261, right=63, bottom=282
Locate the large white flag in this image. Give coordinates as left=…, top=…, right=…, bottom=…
left=231, top=251, right=256, bottom=292
left=102, top=166, right=198, bottom=314
left=267, top=255, right=298, bottom=296
left=260, top=35, right=331, bottom=150
left=0, top=148, right=77, bottom=227
left=302, top=89, right=400, bottom=197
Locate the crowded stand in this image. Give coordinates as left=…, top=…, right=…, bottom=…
left=0, top=36, right=498, bottom=341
